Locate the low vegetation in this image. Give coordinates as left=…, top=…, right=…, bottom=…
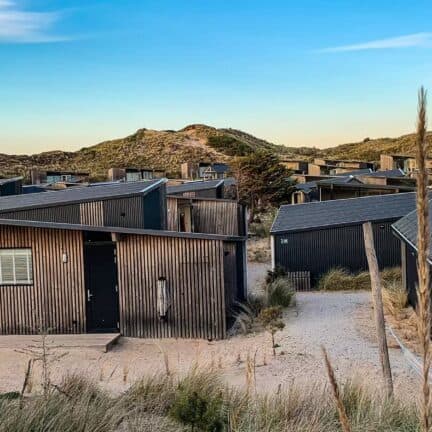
left=318, top=267, right=401, bottom=291
left=233, top=269, right=294, bottom=336
left=0, top=370, right=420, bottom=431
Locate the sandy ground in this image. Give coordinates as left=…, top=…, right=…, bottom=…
left=0, top=264, right=419, bottom=400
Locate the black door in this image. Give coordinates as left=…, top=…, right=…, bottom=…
left=84, top=243, right=120, bottom=332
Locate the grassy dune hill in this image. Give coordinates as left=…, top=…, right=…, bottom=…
left=0, top=124, right=304, bottom=181
left=322, top=132, right=432, bottom=162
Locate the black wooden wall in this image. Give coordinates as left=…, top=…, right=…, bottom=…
left=274, top=220, right=401, bottom=285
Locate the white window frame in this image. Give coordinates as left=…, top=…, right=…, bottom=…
left=0, top=249, right=33, bottom=285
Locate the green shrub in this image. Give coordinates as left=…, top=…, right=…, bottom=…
left=265, top=267, right=287, bottom=284
left=169, top=389, right=225, bottom=431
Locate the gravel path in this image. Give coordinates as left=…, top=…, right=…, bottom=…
left=0, top=285, right=419, bottom=399
left=252, top=291, right=419, bottom=397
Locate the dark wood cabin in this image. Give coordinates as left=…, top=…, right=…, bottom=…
left=392, top=207, right=430, bottom=307
left=271, top=193, right=417, bottom=285
left=0, top=180, right=167, bottom=230
left=0, top=219, right=247, bottom=339
left=167, top=196, right=247, bottom=236
left=0, top=177, right=23, bottom=197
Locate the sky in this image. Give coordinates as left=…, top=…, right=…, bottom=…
left=1, top=0, right=432, bottom=154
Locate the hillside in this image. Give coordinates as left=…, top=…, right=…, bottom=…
left=0, top=124, right=306, bottom=181
left=322, top=132, right=432, bottom=162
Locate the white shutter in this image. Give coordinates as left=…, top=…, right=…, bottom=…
left=0, top=249, right=33, bottom=285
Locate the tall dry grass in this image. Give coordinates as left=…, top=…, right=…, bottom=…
left=415, top=86, right=431, bottom=432
left=0, top=370, right=420, bottom=432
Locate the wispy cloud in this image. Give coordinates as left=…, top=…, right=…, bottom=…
left=0, top=1, right=69, bottom=43
left=320, top=32, right=432, bottom=53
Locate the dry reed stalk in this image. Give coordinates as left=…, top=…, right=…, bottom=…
left=322, top=347, right=351, bottom=432
left=415, top=86, right=431, bottom=432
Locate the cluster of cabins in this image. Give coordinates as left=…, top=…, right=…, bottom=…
left=0, top=152, right=429, bottom=340
left=0, top=174, right=246, bottom=340
left=288, top=155, right=419, bottom=204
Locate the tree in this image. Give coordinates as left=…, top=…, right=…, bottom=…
left=259, top=306, right=285, bottom=357
left=231, top=150, right=295, bottom=222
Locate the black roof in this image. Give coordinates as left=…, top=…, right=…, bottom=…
left=271, top=192, right=417, bottom=234
left=0, top=177, right=23, bottom=185
left=362, top=169, right=405, bottom=178
left=392, top=202, right=432, bottom=258
left=167, top=179, right=225, bottom=194
left=0, top=179, right=165, bottom=212
left=317, top=176, right=362, bottom=185
left=334, top=169, right=373, bottom=176
left=0, top=218, right=245, bottom=242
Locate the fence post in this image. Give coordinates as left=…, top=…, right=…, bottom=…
left=363, top=222, right=394, bottom=398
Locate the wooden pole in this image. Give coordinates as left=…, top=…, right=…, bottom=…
left=363, top=222, right=394, bottom=398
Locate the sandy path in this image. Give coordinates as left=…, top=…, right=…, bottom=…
left=0, top=262, right=419, bottom=399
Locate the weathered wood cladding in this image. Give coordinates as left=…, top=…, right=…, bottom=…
left=117, top=234, right=227, bottom=339
left=274, top=221, right=401, bottom=285
left=167, top=197, right=245, bottom=236
left=80, top=201, right=104, bottom=226
left=0, top=226, right=85, bottom=334
left=0, top=195, right=151, bottom=229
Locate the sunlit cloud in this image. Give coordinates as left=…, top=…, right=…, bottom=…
left=0, top=1, right=69, bottom=43
left=320, top=32, right=432, bottom=53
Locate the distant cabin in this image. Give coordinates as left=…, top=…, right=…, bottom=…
left=0, top=177, right=23, bottom=197
left=108, top=167, right=165, bottom=182
left=271, top=193, right=417, bottom=285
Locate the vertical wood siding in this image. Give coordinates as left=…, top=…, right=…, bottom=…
left=0, top=226, right=85, bottom=334
left=103, top=196, right=145, bottom=228
left=0, top=204, right=80, bottom=224
left=80, top=202, right=104, bottom=226
left=274, top=220, right=401, bottom=285
left=117, top=235, right=227, bottom=339
left=167, top=197, right=243, bottom=236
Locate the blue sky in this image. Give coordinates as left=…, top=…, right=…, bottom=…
left=1, top=0, right=432, bottom=154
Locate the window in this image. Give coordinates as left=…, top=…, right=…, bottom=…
left=0, top=249, right=33, bottom=285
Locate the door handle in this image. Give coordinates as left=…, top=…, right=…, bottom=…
left=87, top=290, right=93, bottom=302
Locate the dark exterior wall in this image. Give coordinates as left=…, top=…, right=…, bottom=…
left=0, top=179, right=22, bottom=197
left=116, top=234, right=228, bottom=339
left=0, top=226, right=85, bottom=334
left=403, top=242, right=420, bottom=307
left=0, top=204, right=81, bottom=224
left=142, top=185, right=167, bottom=230
left=319, top=187, right=395, bottom=201
left=274, top=220, right=401, bottom=285
left=103, top=196, right=144, bottom=228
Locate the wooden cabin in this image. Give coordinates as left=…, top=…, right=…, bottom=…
left=108, top=167, right=165, bottom=182
left=0, top=177, right=23, bottom=197
left=0, top=219, right=246, bottom=339
left=392, top=206, right=431, bottom=307
left=0, top=180, right=167, bottom=230
left=167, top=196, right=247, bottom=236
left=271, top=193, right=417, bottom=285
left=30, top=169, right=90, bottom=185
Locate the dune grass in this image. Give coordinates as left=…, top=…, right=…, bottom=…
left=318, top=267, right=401, bottom=292
left=0, top=370, right=420, bottom=432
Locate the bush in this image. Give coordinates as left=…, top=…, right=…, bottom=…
left=265, top=267, right=287, bottom=284
left=169, top=389, right=225, bottom=431
left=318, top=267, right=403, bottom=292
left=266, top=277, right=295, bottom=308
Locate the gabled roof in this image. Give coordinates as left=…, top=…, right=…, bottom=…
left=271, top=192, right=417, bottom=234
left=0, top=177, right=23, bottom=185
left=167, top=179, right=225, bottom=194
left=0, top=179, right=166, bottom=213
